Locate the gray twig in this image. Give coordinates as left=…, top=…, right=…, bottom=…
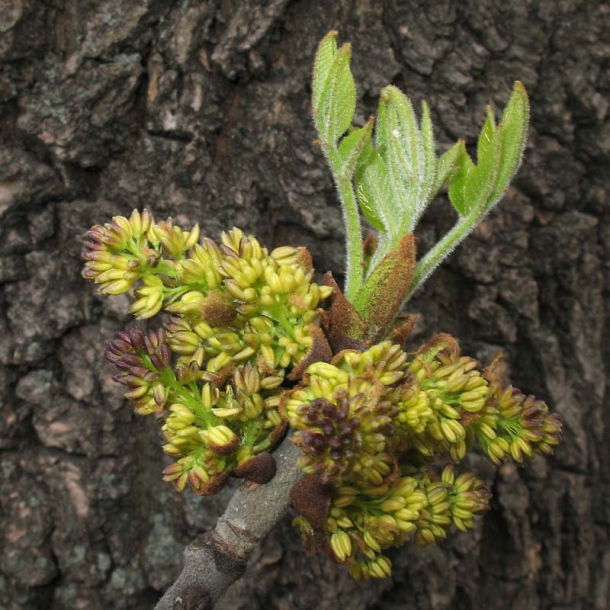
left=155, top=438, right=302, bottom=610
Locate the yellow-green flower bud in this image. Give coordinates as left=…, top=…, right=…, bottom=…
left=200, top=425, right=239, bottom=455
left=220, top=227, right=246, bottom=254
left=440, top=419, right=466, bottom=443
left=165, top=291, right=206, bottom=316
left=100, top=278, right=132, bottom=295
left=129, top=275, right=165, bottom=319
left=380, top=497, right=406, bottom=512
left=330, top=531, right=353, bottom=562
left=367, top=555, right=392, bottom=579
left=152, top=219, right=200, bottom=256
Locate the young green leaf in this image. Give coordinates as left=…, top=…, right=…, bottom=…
left=354, top=143, right=391, bottom=231
left=387, top=87, right=422, bottom=172
left=432, top=141, right=462, bottom=195
left=375, top=88, right=390, bottom=158
left=381, top=87, right=425, bottom=223
left=419, top=100, right=436, bottom=211
left=464, top=107, right=502, bottom=214
left=477, top=106, right=496, bottom=167
left=447, top=141, right=475, bottom=216
left=372, top=88, right=409, bottom=230
left=315, top=44, right=357, bottom=145
left=463, top=109, right=502, bottom=215
left=488, top=81, right=529, bottom=205
left=312, top=31, right=338, bottom=115
left=337, top=117, right=374, bottom=180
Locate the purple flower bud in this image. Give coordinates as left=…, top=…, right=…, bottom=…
left=307, top=433, right=327, bottom=454
left=105, top=349, right=122, bottom=363
left=302, top=407, right=319, bottom=423
left=522, top=418, right=544, bottom=429
left=159, top=344, right=171, bottom=368
left=335, top=405, right=349, bottom=421
left=153, top=384, right=167, bottom=407
left=144, top=334, right=155, bottom=354
left=548, top=414, right=562, bottom=427
left=522, top=405, right=545, bottom=420
left=338, top=423, right=353, bottom=436
left=150, top=353, right=164, bottom=370
left=116, top=330, right=132, bottom=342
left=112, top=372, right=131, bottom=385
left=329, top=436, right=342, bottom=449
left=220, top=244, right=238, bottom=258
left=86, top=228, right=105, bottom=243
left=131, top=366, right=151, bottom=379
left=143, top=370, right=160, bottom=382
left=322, top=402, right=337, bottom=419
left=129, top=328, right=146, bottom=350
left=114, top=360, right=133, bottom=370
left=111, top=339, right=132, bottom=354
left=322, top=423, right=334, bottom=436
left=188, top=471, right=200, bottom=490
left=122, top=353, right=143, bottom=367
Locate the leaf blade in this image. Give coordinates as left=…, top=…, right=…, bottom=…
left=488, top=81, right=530, bottom=206
left=463, top=109, right=502, bottom=215
left=337, top=117, right=374, bottom=180
left=312, top=31, right=338, bottom=115
left=354, top=144, right=392, bottom=231
left=447, top=141, right=475, bottom=216
left=432, top=140, right=462, bottom=196
left=316, top=44, right=357, bottom=144
left=419, top=100, right=436, bottom=211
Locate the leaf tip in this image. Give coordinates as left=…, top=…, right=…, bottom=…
left=380, top=85, right=395, bottom=102
left=317, top=30, right=338, bottom=51
left=339, top=42, right=352, bottom=59
left=513, top=80, right=528, bottom=97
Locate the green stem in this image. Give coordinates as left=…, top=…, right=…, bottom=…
left=326, top=146, right=363, bottom=301
left=141, top=354, right=217, bottom=426
left=151, top=260, right=180, bottom=278
left=162, top=370, right=217, bottom=426
left=266, top=301, right=296, bottom=338
left=406, top=213, right=477, bottom=301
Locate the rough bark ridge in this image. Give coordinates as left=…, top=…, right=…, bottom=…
left=1, top=1, right=608, bottom=609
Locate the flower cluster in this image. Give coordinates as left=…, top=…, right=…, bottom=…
left=284, top=338, right=561, bottom=579
left=83, top=210, right=332, bottom=494
left=473, top=383, right=563, bottom=464
left=83, top=209, right=562, bottom=580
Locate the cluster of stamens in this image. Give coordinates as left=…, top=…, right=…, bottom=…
left=285, top=339, right=562, bottom=579
left=83, top=209, right=331, bottom=494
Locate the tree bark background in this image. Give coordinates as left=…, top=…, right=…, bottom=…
left=1, top=1, right=608, bottom=609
